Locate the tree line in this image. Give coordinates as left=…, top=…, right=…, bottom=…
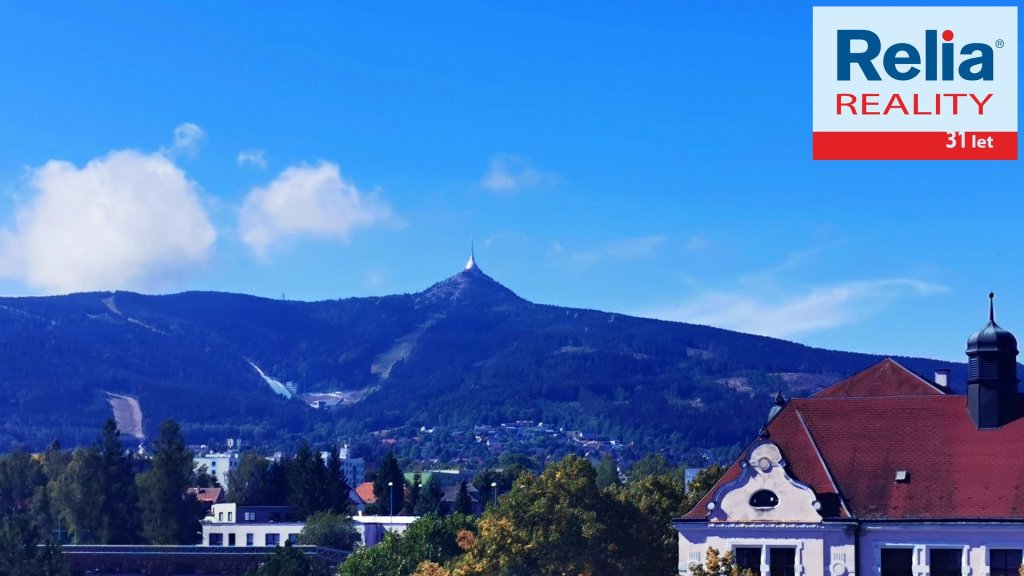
left=0, top=418, right=363, bottom=575
left=338, top=455, right=726, bottom=576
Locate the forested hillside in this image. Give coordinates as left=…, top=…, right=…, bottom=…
left=0, top=261, right=965, bottom=460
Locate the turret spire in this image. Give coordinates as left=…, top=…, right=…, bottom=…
left=966, top=292, right=1019, bottom=428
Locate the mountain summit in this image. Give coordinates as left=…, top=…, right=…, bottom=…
left=416, top=252, right=525, bottom=308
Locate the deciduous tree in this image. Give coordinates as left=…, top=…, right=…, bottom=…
left=226, top=451, right=274, bottom=505
left=0, top=515, right=70, bottom=576
left=338, top=513, right=475, bottom=576
left=297, top=511, right=358, bottom=550
left=50, top=447, right=103, bottom=543
left=455, top=456, right=614, bottom=576
left=254, top=540, right=313, bottom=576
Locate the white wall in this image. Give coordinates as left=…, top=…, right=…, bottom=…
left=676, top=523, right=855, bottom=576
left=859, top=523, right=1024, bottom=576
left=202, top=521, right=304, bottom=547
left=352, top=515, right=419, bottom=547
left=195, top=453, right=238, bottom=491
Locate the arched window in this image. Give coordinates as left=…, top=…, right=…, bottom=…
left=749, top=489, right=779, bottom=508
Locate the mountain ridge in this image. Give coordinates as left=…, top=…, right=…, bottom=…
left=0, top=262, right=966, bottom=461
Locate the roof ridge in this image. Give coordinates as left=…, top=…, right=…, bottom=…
left=795, top=409, right=853, bottom=519
left=812, top=358, right=947, bottom=398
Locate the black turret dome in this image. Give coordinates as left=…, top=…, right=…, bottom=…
left=967, top=293, right=1018, bottom=355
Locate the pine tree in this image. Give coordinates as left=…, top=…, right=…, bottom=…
left=325, top=446, right=350, bottom=514
left=137, top=420, right=204, bottom=544
left=414, top=476, right=442, bottom=516
left=372, top=451, right=404, bottom=516
left=403, top=473, right=421, bottom=515
left=288, top=441, right=329, bottom=519
left=97, top=419, right=141, bottom=544
left=595, top=453, right=620, bottom=489
left=453, top=481, right=474, bottom=516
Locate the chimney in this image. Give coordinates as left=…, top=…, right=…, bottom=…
left=934, top=369, right=951, bottom=390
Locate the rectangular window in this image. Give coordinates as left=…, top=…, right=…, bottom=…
left=209, top=533, right=223, bottom=546
left=769, top=548, right=796, bottom=576
left=992, top=549, right=1023, bottom=576
left=931, top=549, right=962, bottom=576
left=228, top=533, right=236, bottom=546
left=218, top=512, right=223, bottom=522
left=288, top=533, right=299, bottom=544
left=881, top=549, right=914, bottom=576
left=265, top=533, right=280, bottom=546
left=244, top=511, right=255, bottom=521
left=735, top=547, right=762, bottom=575
left=228, top=512, right=233, bottom=522
left=246, top=533, right=254, bottom=547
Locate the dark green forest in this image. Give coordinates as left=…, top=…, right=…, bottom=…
left=0, top=264, right=966, bottom=462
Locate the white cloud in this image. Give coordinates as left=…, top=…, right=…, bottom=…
left=550, top=235, right=667, bottom=269
left=643, top=279, right=946, bottom=339
left=161, top=123, right=205, bottom=158
left=239, top=162, right=392, bottom=256
left=604, top=235, right=667, bottom=259
left=0, top=149, right=216, bottom=293
left=237, top=149, right=267, bottom=168
left=685, top=235, right=712, bottom=252
left=479, top=154, right=553, bottom=193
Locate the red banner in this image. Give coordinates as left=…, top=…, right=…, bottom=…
left=813, top=131, right=1018, bottom=160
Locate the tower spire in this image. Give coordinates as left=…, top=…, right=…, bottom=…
left=990, top=291, right=996, bottom=322
left=465, top=241, right=477, bottom=271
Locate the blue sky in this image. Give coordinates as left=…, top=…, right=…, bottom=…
left=0, top=1, right=1019, bottom=361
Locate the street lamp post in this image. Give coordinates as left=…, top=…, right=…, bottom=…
left=490, top=481, right=497, bottom=506
left=388, top=481, right=394, bottom=518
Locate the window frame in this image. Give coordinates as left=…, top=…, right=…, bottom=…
left=768, top=547, right=796, bottom=576
left=733, top=546, right=762, bottom=576
left=928, top=547, right=962, bottom=576
left=880, top=547, right=914, bottom=576
left=991, top=548, right=1023, bottom=576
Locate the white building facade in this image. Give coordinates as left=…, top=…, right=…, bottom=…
left=194, top=452, right=239, bottom=491
left=201, top=503, right=302, bottom=548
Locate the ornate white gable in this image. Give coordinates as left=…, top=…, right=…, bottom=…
left=706, top=440, right=822, bottom=523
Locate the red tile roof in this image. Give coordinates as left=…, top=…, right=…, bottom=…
left=683, top=358, right=1024, bottom=521
left=812, top=358, right=944, bottom=398
left=188, top=486, right=223, bottom=504
left=355, top=481, right=377, bottom=504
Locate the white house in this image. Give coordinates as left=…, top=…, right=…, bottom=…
left=676, top=298, right=1024, bottom=576
left=201, top=503, right=303, bottom=548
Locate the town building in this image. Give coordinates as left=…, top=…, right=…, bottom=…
left=194, top=448, right=240, bottom=491
left=352, top=515, right=420, bottom=546
left=675, top=295, right=1024, bottom=576
left=329, top=444, right=366, bottom=486
left=201, top=503, right=302, bottom=547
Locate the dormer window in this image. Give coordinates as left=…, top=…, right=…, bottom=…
left=750, top=489, right=780, bottom=508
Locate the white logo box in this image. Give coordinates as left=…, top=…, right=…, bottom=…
left=812, top=6, right=1017, bottom=159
